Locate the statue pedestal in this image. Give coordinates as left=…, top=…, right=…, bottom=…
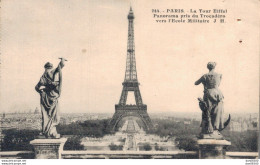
left=30, top=138, right=67, bottom=159
left=197, top=139, right=231, bottom=159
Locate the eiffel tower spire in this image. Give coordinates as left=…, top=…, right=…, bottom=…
left=125, top=7, right=137, bottom=81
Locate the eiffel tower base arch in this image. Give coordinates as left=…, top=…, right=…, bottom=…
left=110, top=105, right=153, bottom=131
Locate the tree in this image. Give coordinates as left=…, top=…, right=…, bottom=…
left=143, top=143, right=152, bottom=151
left=109, top=143, right=123, bottom=150
left=118, top=145, right=123, bottom=150
left=63, top=136, right=84, bottom=150
left=154, top=143, right=165, bottom=151
left=175, top=135, right=198, bottom=151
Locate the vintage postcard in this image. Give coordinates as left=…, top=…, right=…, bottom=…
left=0, top=0, right=259, bottom=164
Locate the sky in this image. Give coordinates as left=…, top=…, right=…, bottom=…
left=0, top=0, right=259, bottom=114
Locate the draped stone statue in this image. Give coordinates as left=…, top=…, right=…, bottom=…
left=195, top=62, right=230, bottom=139
left=35, top=58, right=66, bottom=138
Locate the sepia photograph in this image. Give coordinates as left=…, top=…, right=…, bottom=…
left=0, top=0, right=259, bottom=164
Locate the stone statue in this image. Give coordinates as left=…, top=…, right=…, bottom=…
left=195, top=62, right=230, bottom=139
left=35, top=58, right=66, bottom=138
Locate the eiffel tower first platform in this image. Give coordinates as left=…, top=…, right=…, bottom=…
left=110, top=7, right=153, bottom=131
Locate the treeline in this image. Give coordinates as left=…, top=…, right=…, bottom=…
left=57, top=119, right=113, bottom=137
left=148, top=119, right=200, bottom=137
left=57, top=119, right=113, bottom=150
left=148, top=119, right=258, bottom=152
left=1, top=129, right=40, bottom=151
left=1, top=119, right=113, bottom=151
left=148, top=119, right=200, bottom=151
left=2, top=118, right=257, bottom=152
left=222, top=130, right=258, bottom=152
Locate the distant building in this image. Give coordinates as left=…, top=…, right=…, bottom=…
left=184, top=121, right=191, bottom=125
left=34, top=107, right=40, bottom=114
left=229, top=119, right=258, bottom=132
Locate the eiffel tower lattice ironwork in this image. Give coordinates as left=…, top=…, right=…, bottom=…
left=110, top=7, right=153, bottom=131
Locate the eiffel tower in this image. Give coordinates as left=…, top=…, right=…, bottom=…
left=110, top=7, right=153, bottom=131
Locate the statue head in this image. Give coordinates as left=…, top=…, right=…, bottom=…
left=44, top=62, right=53, bottom=70
left=207, top=62, right=216, bottom=70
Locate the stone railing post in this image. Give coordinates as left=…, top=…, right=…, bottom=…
left=30, top=138, right=67, bottom=159
left=197, top=139, right=231, bottom=159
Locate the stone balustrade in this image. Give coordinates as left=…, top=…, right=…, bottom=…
left=0, top=150, right=258, bottom=159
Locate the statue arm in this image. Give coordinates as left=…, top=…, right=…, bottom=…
left=35, top=78, right=45, bottom=93
left=195, top=76, right=204, bottom=85
left=58, top=59, right=65, bottom=69
left=51, top=59, right=66, bottom=88
left=35, top=83, right=41, bottom=93
left=53, top=60, right=65, bottom=75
